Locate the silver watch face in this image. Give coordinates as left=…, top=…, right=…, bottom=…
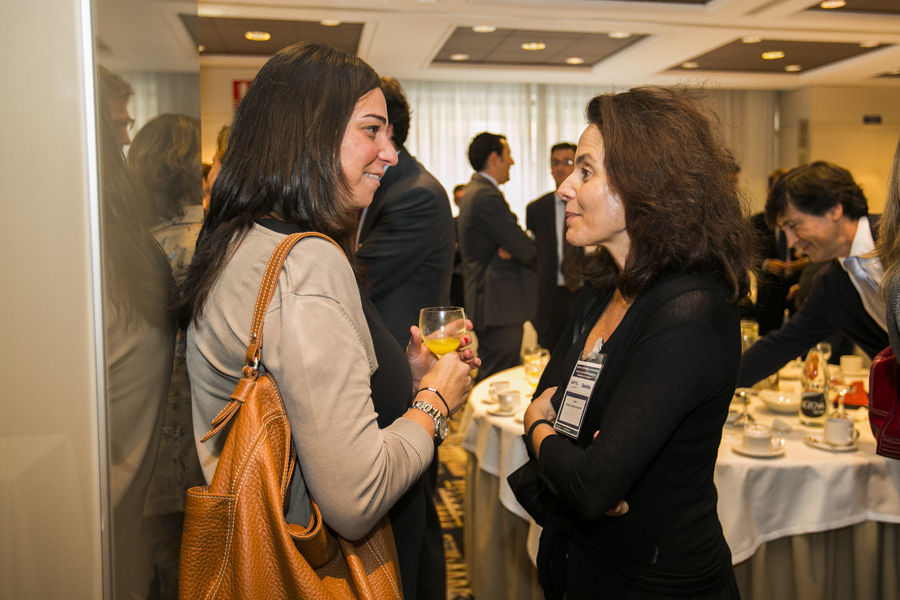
left=437, top=417, right=448, bottom=440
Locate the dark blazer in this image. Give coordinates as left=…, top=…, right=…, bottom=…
left=356, top=148, right=455, bottom=346
left=738, top=215, right=888, bottom=386
left=457, top=173, right=536, bottom=329
left=526, top=192, right=584, bottom=343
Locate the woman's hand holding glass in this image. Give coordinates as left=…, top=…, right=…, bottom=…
left=417, top=351, right=472, bottom=417
left=407, top=319, right=479, bottom=392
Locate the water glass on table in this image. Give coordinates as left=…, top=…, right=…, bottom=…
left=419, top=306, right=467, bottom=357
left=522, top=348, right=550, bottom=388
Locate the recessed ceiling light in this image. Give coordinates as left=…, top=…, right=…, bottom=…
left=681, top=61, right=699, bottom=69
left=320, top=19, right=342, bottom=27
left=472, top=25, right=496, bottom=33
left=198, top=44, right=205, bottom=53
left=449, top=53, right=469, bottom=61
left=244, top=30, right=271, bottom=42
left=742, top=36, right=762, bottom=44
left=860, top=40, right=879, bottom=48
left=820, top=0, right=846, bottom=8
left=785, top=64, right=802, bottom=72
left=566, top=57, right=585, bottom=65
left=762, top=50, right=785, bottom=60
left=521, top=42, right=546, bottom=51
left=608, top=31, right=631, bottom=39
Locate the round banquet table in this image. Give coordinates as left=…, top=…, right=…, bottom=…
left=460, top=365, right=900, bottom=600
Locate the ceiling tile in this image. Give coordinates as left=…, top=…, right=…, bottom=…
left=188, top=16, right=362, bottom=57
left=806, top=0, right=900, bottom=16
left=667, top=38, right=890, bottom=75
left=434, top=27, right=646, bottom=68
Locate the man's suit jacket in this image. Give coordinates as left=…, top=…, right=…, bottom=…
left=526, top=192, right=584, bottom=339
left=738, top=215, right=888, bottom=386
left=356, top=148, right=455, bottom=346
left=457, top=173, right=536, bottom=329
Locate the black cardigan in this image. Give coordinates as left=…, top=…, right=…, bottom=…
left=525, top=271, right=739, bottom=595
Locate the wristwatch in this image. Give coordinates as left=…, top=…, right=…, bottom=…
left=411, top=400, right=448, bottom=445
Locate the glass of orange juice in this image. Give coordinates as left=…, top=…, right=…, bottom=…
left=419, top=306, right=467, bottom=357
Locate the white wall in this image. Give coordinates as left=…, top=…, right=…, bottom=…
left=0, top=0, right=102, bottom=597
left=778, top=86, right=900, bottom=213
left=200, top=66, right=255, bottom=162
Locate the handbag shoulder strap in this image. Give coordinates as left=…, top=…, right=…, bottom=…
left=200, top=231, right=345, bottom=442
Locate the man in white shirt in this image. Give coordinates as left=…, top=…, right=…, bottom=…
left=738, top=161, right=889, bottom=386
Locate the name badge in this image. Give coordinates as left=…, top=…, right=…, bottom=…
left=554, top=339, right=606, bottom=439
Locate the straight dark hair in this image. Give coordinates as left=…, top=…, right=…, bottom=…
left=583, top=86, right=754, bottom=301
left=177, top=42, right=381, bottom=327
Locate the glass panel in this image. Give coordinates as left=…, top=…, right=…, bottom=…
left=91, top=1, right=201, bottom=598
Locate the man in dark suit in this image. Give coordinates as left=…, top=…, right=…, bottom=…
left=356, top=77, right=455, bottom=347
left=738, top=161, right=888, bottom=386
left=355, top=77, right=454, bottom=600
left=526, top=142, right=583, bottom=351
left=457, top=132, right=536, bottom=380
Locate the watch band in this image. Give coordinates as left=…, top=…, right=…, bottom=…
left=411, top=400, right=448, bottom=445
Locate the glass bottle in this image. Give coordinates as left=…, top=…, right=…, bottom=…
left=799, top=347, right=828, bottom=426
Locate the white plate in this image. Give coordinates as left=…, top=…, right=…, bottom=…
left=805, top=435, right=858, bottom=452
left=731, top=438, right=785, bottom=458
left=486, top=408, right=517, bottom=417
left=759, top=389, right=800, bottom=414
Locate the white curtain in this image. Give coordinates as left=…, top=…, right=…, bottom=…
left=402, top=80, right=777, bottom=222
left=123, top=71, right=200, bottom=134
left=703, top=89, right=779, bottom=213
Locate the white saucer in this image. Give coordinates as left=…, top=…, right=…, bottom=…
left=486, top=408, right=517, bottom=417
left=731, top=438, right=785, bottom=458
left=805, top=435, right=858, bottom=452
left=482, top=397, right=498, bottom=405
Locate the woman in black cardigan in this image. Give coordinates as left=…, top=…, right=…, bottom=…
left=514, top=87, right=756, bottom=599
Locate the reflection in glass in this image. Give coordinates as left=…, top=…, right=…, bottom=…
left=93, top=1, right=201, bottom=594
left=97, top=65, right=176, bottom=598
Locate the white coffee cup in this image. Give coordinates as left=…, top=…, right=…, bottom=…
left=488, top=381, right=510, bottom=404
left=742, top=424, right=773, bottom=453
left=839, top=355, right=863, bottom=373
left=498, top=389, right=521, bottom=413
left=824, top=415, right=859, bottom=446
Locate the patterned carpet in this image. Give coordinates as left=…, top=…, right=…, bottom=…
left=436, top=415, right=474, bottom=600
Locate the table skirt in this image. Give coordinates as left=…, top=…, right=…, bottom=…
left=464, top=451, right=900, bottom=600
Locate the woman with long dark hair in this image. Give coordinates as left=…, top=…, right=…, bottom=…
left=514, top=87, right=755, bottom=599
left=178, top=42, right=475, bottom=598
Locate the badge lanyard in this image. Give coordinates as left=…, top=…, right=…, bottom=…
left=553, top=338, right=606, bottom=439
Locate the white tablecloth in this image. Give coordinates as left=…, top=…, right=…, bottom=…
left=461, top=366, right=900, bottom=563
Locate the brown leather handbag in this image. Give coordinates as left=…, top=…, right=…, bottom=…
left=179, top=232, right=403, bottom=599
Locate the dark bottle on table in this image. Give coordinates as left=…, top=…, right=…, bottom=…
left=799, top=347, right=828, bottom=426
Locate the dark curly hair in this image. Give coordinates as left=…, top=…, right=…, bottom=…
left=582, top=86, right=755, bottom=302
left=764, top=161, right=868, bottom=229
